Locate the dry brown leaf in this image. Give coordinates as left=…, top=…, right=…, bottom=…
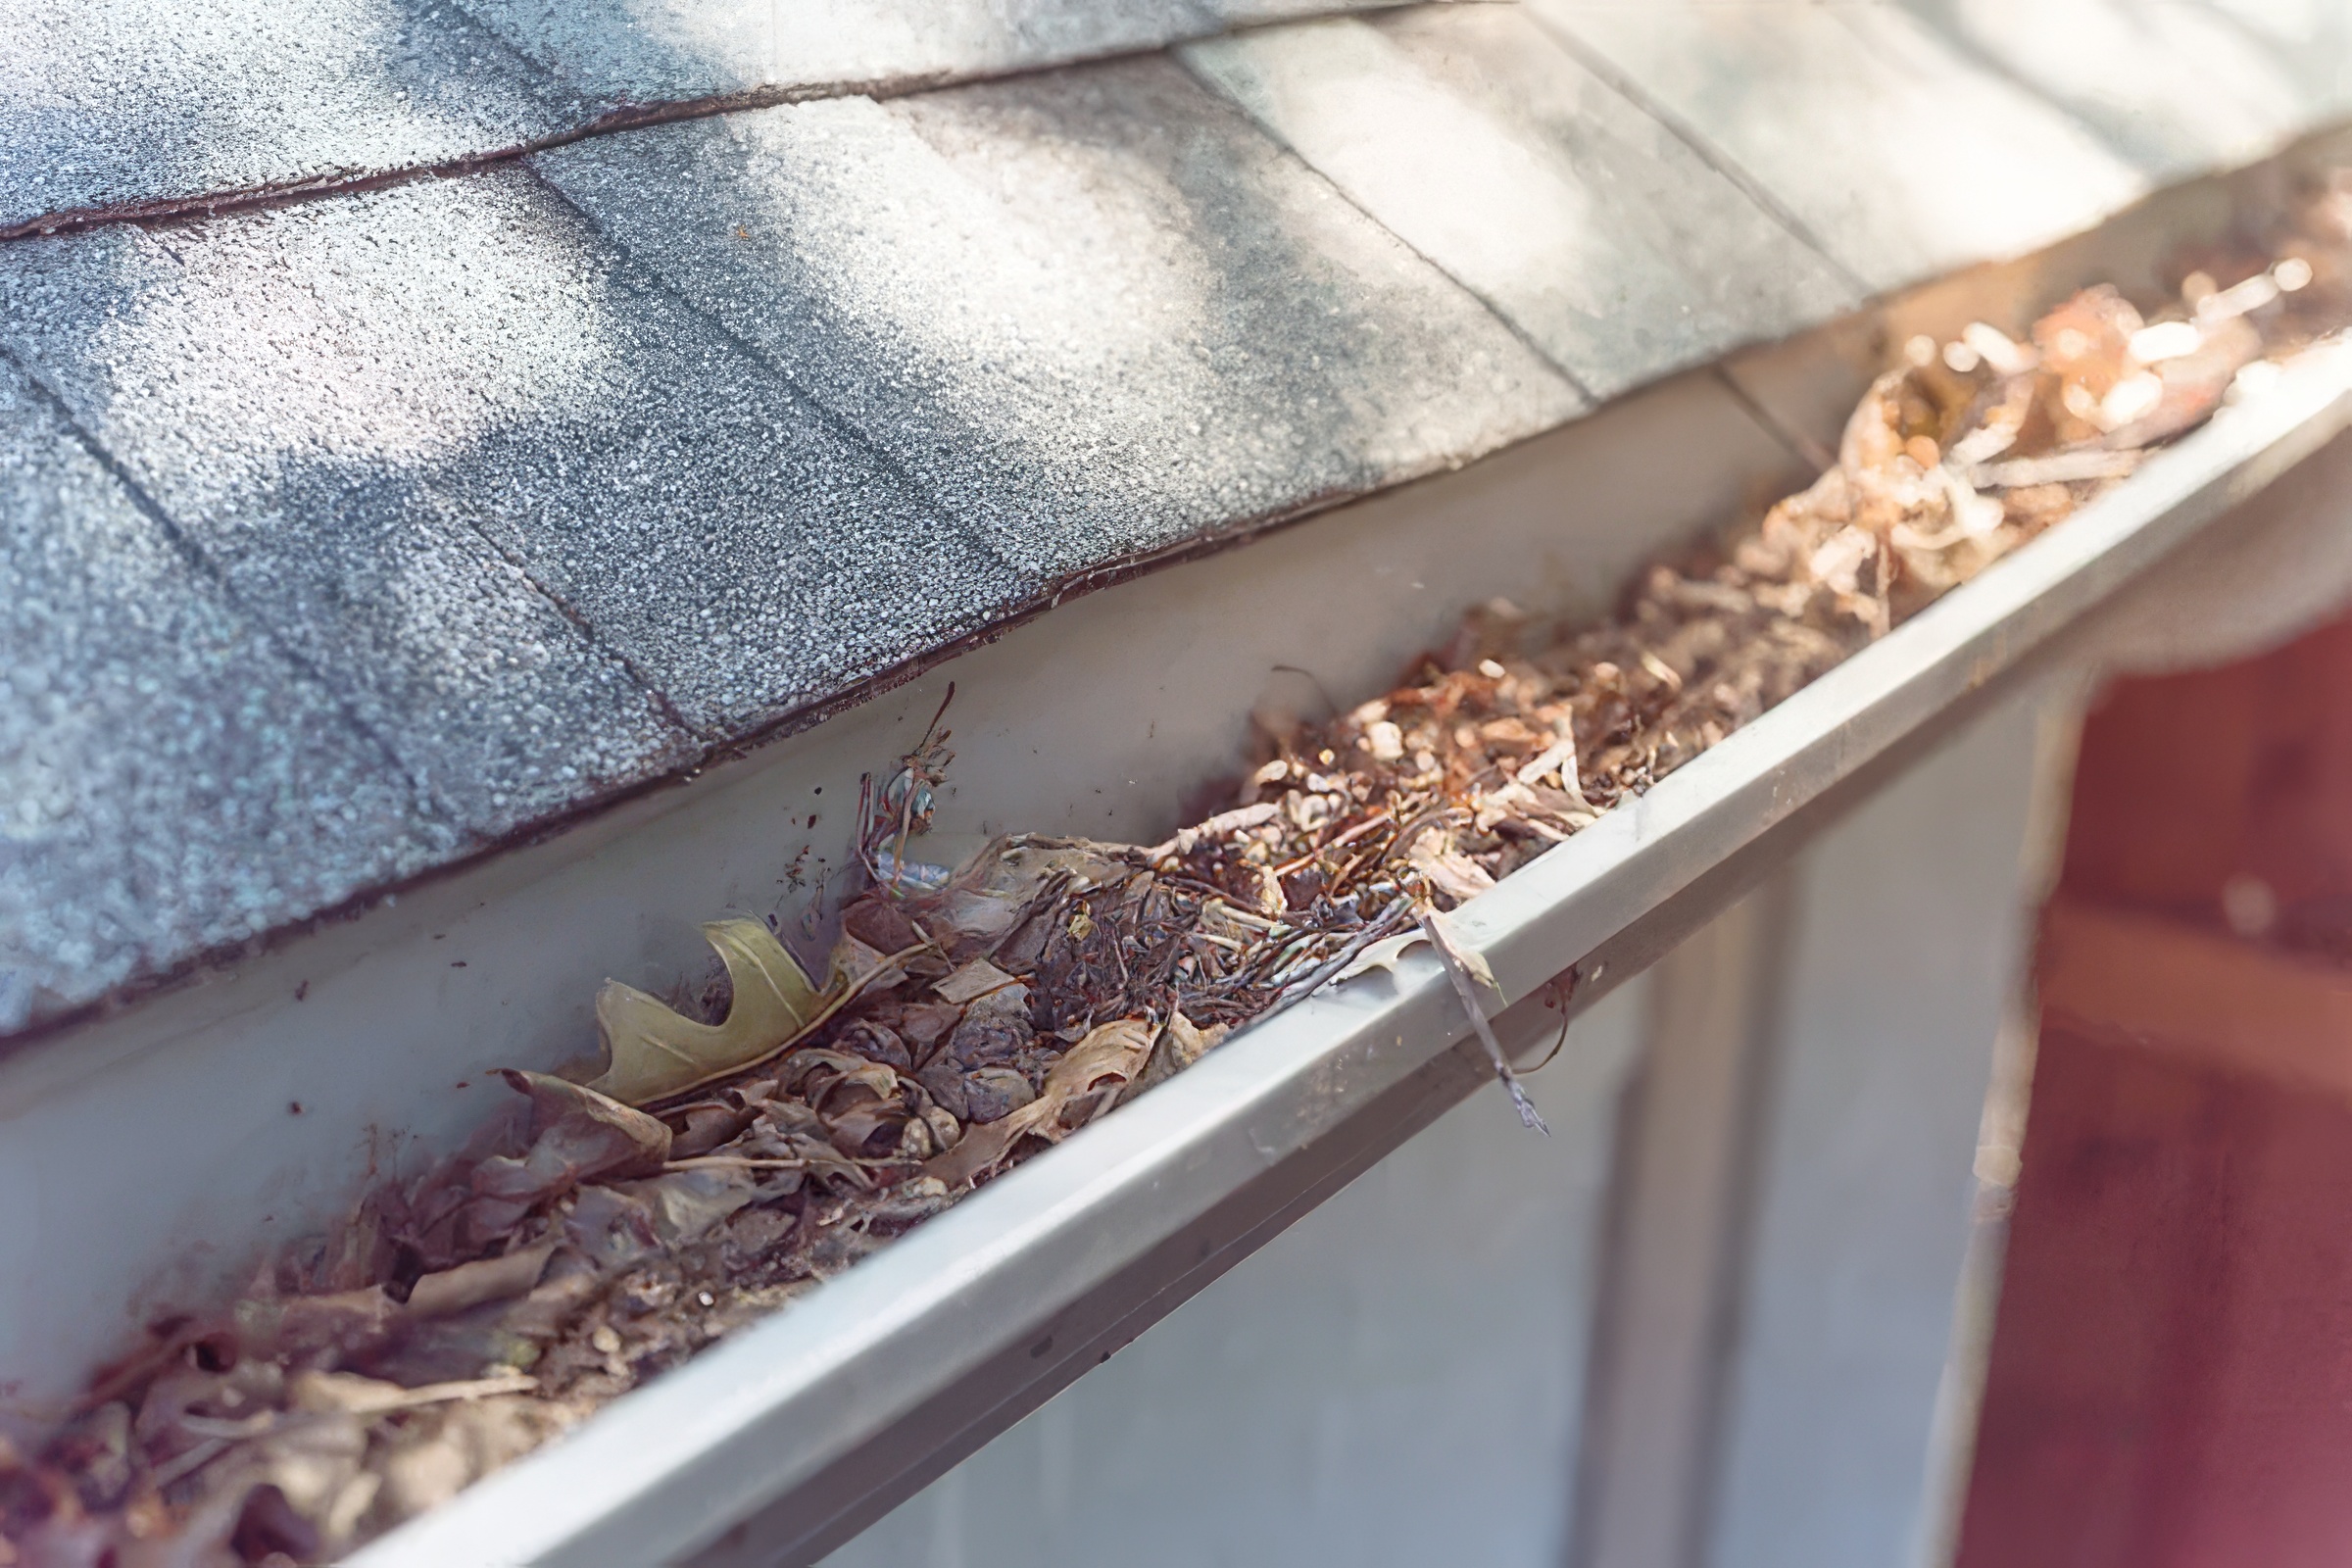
left=471, top=1072, right=672, bottom=1211
left=826, top=932, right=905, bottom=996
left=612, top=1167, right=759, bottom=1247
left=589, top=919, right=843, bottom=1105
left=405, top=1244, right=556, bottom=1320
left=933, top=956, right=1023, bottom=1009
left=1133, top=1012, right=1227, bottom=1094
left=925, top=1019, right=1155, bottom=1187
left=913, top=837, right=1130, bottom=951
left=1333, top=929, right=1429, bottom=984
left=1407, top=831, right=1496, bottom=905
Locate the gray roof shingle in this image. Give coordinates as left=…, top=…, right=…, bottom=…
left=1530, top=1, right=2153, bottom=293
left=1893, top=0, right=2323, bottom=180
left=0, top=190, right=707, bottom=835
left=0, top=0, right=1407, bottom=239
left=461, top=0, right=1407, bottom=117
left=0, top=358, right=450, bottom=1033
left=0, top=0, right=576, bottom=235
left=1182, top=8, right=1863, bottom=400
left=534, top=54, right=1584, bottom=573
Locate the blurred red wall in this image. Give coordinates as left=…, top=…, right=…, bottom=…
left=1957, top=611, right=2352, bottom=1568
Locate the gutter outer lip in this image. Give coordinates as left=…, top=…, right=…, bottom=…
left=344, top=342, right=2352, bottom=1568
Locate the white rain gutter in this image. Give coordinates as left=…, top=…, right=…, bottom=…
left=341, top=338, right=2352, bottom=1568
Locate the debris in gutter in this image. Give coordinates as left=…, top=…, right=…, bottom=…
left=12, top=204, right=2352, bottom=1564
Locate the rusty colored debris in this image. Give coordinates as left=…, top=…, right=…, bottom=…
left=12, top=199, right=2352, bottom=1563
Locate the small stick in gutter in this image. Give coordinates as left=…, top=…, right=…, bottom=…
left=1267, top=903, right=1415, bottom=1009
left=1415, top=903, right=1548, bottom=1135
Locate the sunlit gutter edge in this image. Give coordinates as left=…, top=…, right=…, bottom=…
left=346, top=341, right=2352, bottom=1568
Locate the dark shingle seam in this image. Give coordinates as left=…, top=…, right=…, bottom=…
left=1712, top=365, right=1835, bottom=476
left=511, top=158, right=1040, bottom=596
left=1519, top=8, right=1874, bottom=303
left=435, top=501, right=713, bottom=746
left=1, top=5, right=1422, bottom=247
left=0, top=339, right=466, bottom=838
left=1171, top=46, right=1600, bottom=408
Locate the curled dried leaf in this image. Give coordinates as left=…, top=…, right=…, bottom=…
left=405, top=1244, right=556, bottom=1320
left=925, top=1019, right=1156, bottom=1188
left=471, top=1072, right=672, bottom=1211
left=1133, top=1012, right=1227, bottom=1094
left=612, top=1168, right=759, bottom=1248
left=589, top=920, right=844, bottom=1106
left=1333, top=929, right=1429, bottom=984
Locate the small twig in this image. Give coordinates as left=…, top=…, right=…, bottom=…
left=1268, top=903, right=1416, bottom=1008
left=1415, top=904, right=1547, bottom=1134
left=147, top=1438, right=228, bottom=1490
left=1325, top=827, right=1398, bottom=898
left=1148, top=802, right=1281, bottom=861
left=1270, top=662, right=1343, bottom=719
left=1387, top=806, right=1461, bottom=865
left=331, top=1373, right=539, bottom=1414
left=175, top=1411, right=278, bottom=1441
left=1519, top=975, right=1579, bottom=1075
left=914, top=683, right=956, bottom=753
left=1207, top=901, right=1285, bottom=934
left=1266, top=938, right=1342, bottom=988
left=1273, top=809, right=1393, bottom=878
left=202, top=1372, right=545, bottom=1434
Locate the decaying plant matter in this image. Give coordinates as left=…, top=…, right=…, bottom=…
left=10, top=215, right=2351, bottom=1564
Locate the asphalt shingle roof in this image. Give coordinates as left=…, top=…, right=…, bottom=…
left=2, top=0, right=2343, bottom=1038
left=0, top=358, right=449, bottom=1027
left=534, top=55, right=1583, bottom=571
left=0, top=0, right=1407, bottom=238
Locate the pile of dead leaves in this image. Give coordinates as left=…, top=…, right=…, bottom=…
left=8, top=225, right=2346, bottom=1565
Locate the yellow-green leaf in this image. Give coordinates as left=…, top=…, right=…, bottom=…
left=589, top=919, right=842, bottom=1106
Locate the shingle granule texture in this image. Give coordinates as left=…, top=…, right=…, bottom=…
left=461, top=0, right=1408, bottom=113
left=0, top=0, right=576, bottom=234
left=0, top=357, right=452, bottom=1034
left=0, top=0, right=1409, bottom=237
left=536, top=56, right=1585, bottom=576
left=1183, top=8, right=1862, bottom=399
left=0, top=185, right=718, bottom=838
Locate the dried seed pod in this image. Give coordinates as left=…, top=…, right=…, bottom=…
left=896, top=1116, right=935, bottom=1161
left=919, top=1103, right=962, bottom=1152
left=916, top=1060, right=970, bottom=1121
left=962, top=1067, right=1038, bottom=1125
left=947, top=1010, right=1031, bottom=1069
left=837, top=1018, right=912, bottom=1072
